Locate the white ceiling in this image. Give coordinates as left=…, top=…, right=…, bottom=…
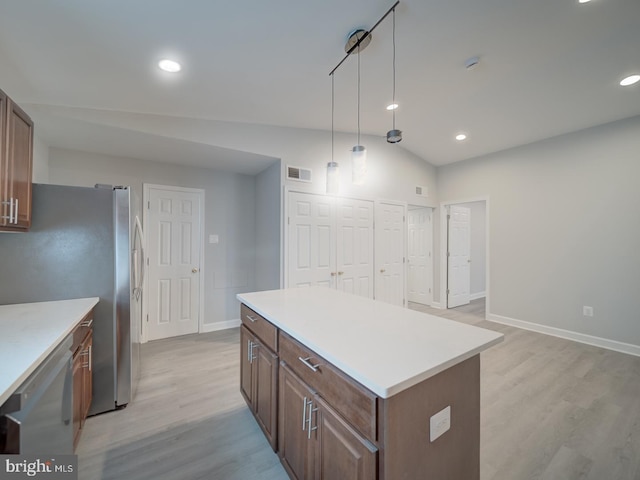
left=0, top=0, right=638, bottom=172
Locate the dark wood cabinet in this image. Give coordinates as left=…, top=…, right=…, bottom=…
left=71, top=311, right=93, bottom=450
left=278, top=364, right=377, bottom=480
left=0, top=88, right=33, bottom=231
left=240, top=324, right=278, bottom=450
left=279, top=364, right=315, bottom=480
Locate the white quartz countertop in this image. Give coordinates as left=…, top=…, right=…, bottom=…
left=237, top=288, right=503, bottom=398
left=0, top=297, right=99, bottom=407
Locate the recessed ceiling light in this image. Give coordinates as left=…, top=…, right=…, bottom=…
left=578, top=0, right=591, bottom=3
left=158, top=59, right=181, bottom=73
left=386, top=103, right=398, bottom=111
left=455, top=133, right=467, bottom=141
left=620, top=74, right=640, bottom=86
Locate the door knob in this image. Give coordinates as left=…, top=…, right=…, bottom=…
left=380, top=269, right=386, bottom=273
left=338, top=271, right=344, bottom=275
left=192, top=268, right=199, bottom=273
left=331, top=272, right=337, bottom=277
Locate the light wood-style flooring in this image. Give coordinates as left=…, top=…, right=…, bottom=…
left=78, top=299, right=640, bottom=479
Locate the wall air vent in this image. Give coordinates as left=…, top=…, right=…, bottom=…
left=287, top=166, right=312, bottom=183
left=415, top=185, right=429, bottom=197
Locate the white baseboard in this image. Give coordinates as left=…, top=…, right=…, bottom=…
left=430, top=301, right=445, bottom=310
left=487, top=313, right=640, bottom=357
left=201, top=319, right=241, bottom=333
left=470, top=291, right=486, bottom=301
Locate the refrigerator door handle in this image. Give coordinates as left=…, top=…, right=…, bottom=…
left=133, top=216, right=145, bottom=300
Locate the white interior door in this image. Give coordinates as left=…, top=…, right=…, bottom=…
left=448, top=205, right=471, bottom=308
left=375, top=202, right=406, bottom=306
left=287, top=192, right=336, bottom=288
left=146, top=185, right=203, bottom=341
left=407, top=207, right=432, bottom=305
left=336, top=198, right=374, bottom=298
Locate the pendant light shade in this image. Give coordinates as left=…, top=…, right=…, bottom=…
left=387, top=8, right=402, bottom=144
left=351, top=145, right=367, bottom=185
left=326, top=161, right=340, bottom=194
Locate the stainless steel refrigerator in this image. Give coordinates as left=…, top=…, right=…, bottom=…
left=0, top=183, right=143, bottom=415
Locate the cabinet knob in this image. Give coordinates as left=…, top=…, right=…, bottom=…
left=338, top=271, right=344, bottom=275
left=192, top=267, right=199, bottom=273
left=380, top=268, right=386, bottom=273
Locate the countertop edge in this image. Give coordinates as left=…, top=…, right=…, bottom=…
left=0, top=297, right=99, bottom=407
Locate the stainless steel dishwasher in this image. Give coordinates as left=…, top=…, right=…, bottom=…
left=0, top=336, right=74, bottom=454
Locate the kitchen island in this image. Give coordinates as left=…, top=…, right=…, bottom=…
left=237, top=287, right=503, bottom=480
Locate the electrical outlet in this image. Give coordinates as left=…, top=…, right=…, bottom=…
left=583, top=306, right=594, bottom=317
left=430, top=406, right=451, bottom=442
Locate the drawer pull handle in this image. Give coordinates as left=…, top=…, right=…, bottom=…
left=298, top=356, right=320, bottom=372
left=307, top=400, right=318, bottom=439
left=245, top=314, right=258, bottom=323
left=302, top=396, right=308, bottom=431
left=81, top=318, right=93, bottom=328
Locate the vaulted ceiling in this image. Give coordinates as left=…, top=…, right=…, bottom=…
left=0, top=0, right=638, bottom=172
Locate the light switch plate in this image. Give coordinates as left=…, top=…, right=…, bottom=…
left=430, top=406, right=451, bottom=442
left=209, top=234, right=219, bottom=244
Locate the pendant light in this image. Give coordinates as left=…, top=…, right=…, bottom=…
left=326, top=74, right=340, bottom=194
left=352, top=43, right=367, bottom=185
left=386, top=8, right=402, bottom=143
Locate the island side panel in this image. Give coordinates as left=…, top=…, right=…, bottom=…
left=379, top=354, right=480, bottom=480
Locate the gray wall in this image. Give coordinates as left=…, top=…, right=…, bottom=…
left=49, top=148, right=260, bottom=327
left=437, top=116, right=640, bottom=347
left=255, top=161, right=282, bottom=291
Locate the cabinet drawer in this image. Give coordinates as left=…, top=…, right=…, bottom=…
left=72, top=310, right=94, bottom=356
left=279, top=331, right=377, bottom=442
left=241, top=304, right=277, bottom=352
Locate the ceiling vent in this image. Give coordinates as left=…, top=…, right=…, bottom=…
left=287, top=165, right=312, bottom=183
left=415, top=185, right=429, bottom=197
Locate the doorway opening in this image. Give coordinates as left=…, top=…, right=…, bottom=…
left=439, top=197, right=489, bottom=317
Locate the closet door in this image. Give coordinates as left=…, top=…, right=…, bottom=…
left=336, top=198, right=374, bottom=298
left=287, top=192, right=336, bottom=288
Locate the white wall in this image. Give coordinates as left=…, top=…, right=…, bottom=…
left=31, top=134, right=49, bottom=183
left=437, top=116, right=640, bottom=350
left=456, top=201, right=486, bottom=298
left=48, top=148, right=258, bottom=328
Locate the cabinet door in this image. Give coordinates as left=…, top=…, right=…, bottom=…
left=314, top=396, right=377, bottom=480
left=72, top=352, right=84, bottom=449
left=0, top=90, right=7, bottom=225
left=240, top=325, right=254, bottom=406
left=279, top=364, right=315, bottom=480
left=254, top=341, right=278, bottom=450
left=4, top=99, right=33, bottom=229
left=81, top=333, right=93, bottom=422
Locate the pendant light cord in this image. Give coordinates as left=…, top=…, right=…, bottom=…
left=392, top=8, right=396, bottom=130
left=357, top=46, right=361, bottom=146
left=331, top=73, right=335, bottom=161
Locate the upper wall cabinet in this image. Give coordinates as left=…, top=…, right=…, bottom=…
left=0, top=88, right=33, bottom=231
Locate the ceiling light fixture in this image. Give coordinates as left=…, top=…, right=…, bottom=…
left=387, top=8, right=402, bottom=144
left=620, top=74, right=640, bottom=86
left=327, top=74, right=340, bottom=194
left=386, top=103, right=398, bottom=111
left=456, top=133, right=467, bottom=141
left=578, top=0, right=591, bottom=3
left=158, top=59, right=181, bottom=73
left=328, top=1, right=400, bottom=186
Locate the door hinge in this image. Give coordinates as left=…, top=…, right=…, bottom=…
left=288, top=217, right=290, bottom=225
left=429, top=288, right=431, bottom=293
left=146, top=314, right=149, bottom=323
left=147, top=201, right=150, bottom=209
left=447, top=251, right=450, bottom=257
left=447, top=289, right=450, bottom=295
left=147, top=257, right=149, bottom=266
left=447, top=214, right=451, bottom=220
left=403, top=257, right=406, bottom=263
